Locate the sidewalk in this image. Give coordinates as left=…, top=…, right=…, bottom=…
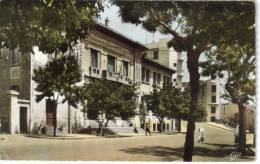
left=200, top=122, right=235, bottom=132
left=200, top=122, right=255, bottom=148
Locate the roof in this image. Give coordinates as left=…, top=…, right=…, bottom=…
left=142, top=57, right=176, bottom=74
left=94, top=22, right=148, bottom=51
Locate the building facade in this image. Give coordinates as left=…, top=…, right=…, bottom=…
left=0, top=23, right=182, bottom=134
left=0, top=23, right=147, bottom=134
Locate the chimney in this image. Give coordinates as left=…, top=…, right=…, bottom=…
left=105, top=17, right=109, bottom=27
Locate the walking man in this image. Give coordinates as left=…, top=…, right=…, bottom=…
left=145, top=123, right=151, bottom=136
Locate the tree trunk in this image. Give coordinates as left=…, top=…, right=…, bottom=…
left=238, top=103, right=247, bottom=155
left=178, top=117, right=181, bottom=133
left=159, top=119, right=163, bottom=133
left=68, top=105, right=71, bottom=134
left=183, top=51, right=200, bottom=161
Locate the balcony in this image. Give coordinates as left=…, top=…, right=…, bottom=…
left=118, top=75, right=133, bottom=85
left=89, top=66, right=101, bottom=78
left=102, top=70, right=133, bottom=85
left=102, top=70, right=117, bottom=81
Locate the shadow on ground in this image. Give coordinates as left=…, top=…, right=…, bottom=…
left=119, top=144, right=255, bottom=161
left=24, top=135, right=91, bottom=140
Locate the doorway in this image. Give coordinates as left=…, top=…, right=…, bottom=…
left=20, top=107, right=28, bottom=134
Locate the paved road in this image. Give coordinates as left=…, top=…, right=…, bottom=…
left=0, top=123, right=255, bottom=161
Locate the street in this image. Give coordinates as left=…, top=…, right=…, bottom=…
left=0, top=123, right=255, bottom=162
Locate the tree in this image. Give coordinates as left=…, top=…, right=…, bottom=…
left=145, top=85, right=168, bottom=133
left=169, top=87, right=189, bottom=133
left=85, top=78, right=137, bottom=129
left=0, top=0, right=103, bottom=54
left=200, top=44, right=255, bottom=154
left=139, top=98, right=149, bottom=129
left=112, top=1, right=254, bottom=161
left=33, top=55, right=83, bottom=136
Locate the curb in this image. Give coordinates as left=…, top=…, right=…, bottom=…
left=200, top=122, right=235, bottom=132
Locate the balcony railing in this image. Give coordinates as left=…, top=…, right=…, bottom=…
left=118, top=75, right=132, bottom=85
left=89, top=66, right=101, bottom=78
left=102, top=70, right=133, bottom=85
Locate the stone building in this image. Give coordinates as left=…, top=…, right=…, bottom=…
left=0, top=23, right=147, bottom=134
left=0, top=23, right=181, bottom=135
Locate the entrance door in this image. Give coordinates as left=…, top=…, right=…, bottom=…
left=20, top=107, right=28, bottom=133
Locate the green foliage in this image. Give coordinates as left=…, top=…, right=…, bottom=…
left=0, top=0, right=103, bottom=54
left=33, top=55, right=82, bottom=108
left=139, top=98, right=148, bottom=123
left=112, top=1, right=254, bottom=54
left=85, top=78, right=136, bottom=121
left=144, top=83, right=206, bottom=122
left=200, top=44, right=255, bottom=106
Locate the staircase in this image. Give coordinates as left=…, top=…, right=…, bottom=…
left=80, top=119, right=146, bottom=136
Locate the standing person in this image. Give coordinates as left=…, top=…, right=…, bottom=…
left=198, top=127, right=205, bottom=143
left=133, top=124, right=138, bottom=133
left=145, top=123, right=151, bottom=136
left=234, top=125, right=239, bottom=144
left=96, top=123, right=101, bottom=136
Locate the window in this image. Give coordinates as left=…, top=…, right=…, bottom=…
left=145, top=69, right=150, bottom=83
left=211, top=96, right=216, bottom=103
left=107, top=55, right=116, bottom=73
left=90, top=49, right=99, bottom=68
left=211, top=116, right=216, bottom=122
left=123, top=61, right=129, bottom=77
left=153, top=72, right=157, bottom=84
left=153, top=50, right=159, bottom=59
left=163, top=76, right=167, bottom=84
left=211, top=107, right=216, bottom=113
left=167, top=123, right=169, bottom=131
left=142, top=67, right=145, bottom=82
left=142, top=67, right=150, bottom=84
left=157, top=73, right=161, bottom=84
left=174, top=78, right=176, bottom=82
left=173, top=63, right=177, bottom=67
left=212, top=85, right=216, bottom=92
left=167, top=77, right=171, bottom=83
left=11, top=49, right=20, bottom=65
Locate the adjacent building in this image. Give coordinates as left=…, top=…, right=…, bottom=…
left=183, top=79, right=221, bottom=122
left=145, top=38, right=184, bottom=88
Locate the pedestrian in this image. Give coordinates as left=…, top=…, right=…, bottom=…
left=145, top=123, right=151, bottom=136
left=234, top=125, right=239, bottom=144
left=133, top=124, right=138, bottom=133
left=198, top=127, right=205, bottom=143
left=96, top=123, right=101, bottom=136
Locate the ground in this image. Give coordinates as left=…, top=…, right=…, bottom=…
left=0, top=122, right=255, bottom=161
